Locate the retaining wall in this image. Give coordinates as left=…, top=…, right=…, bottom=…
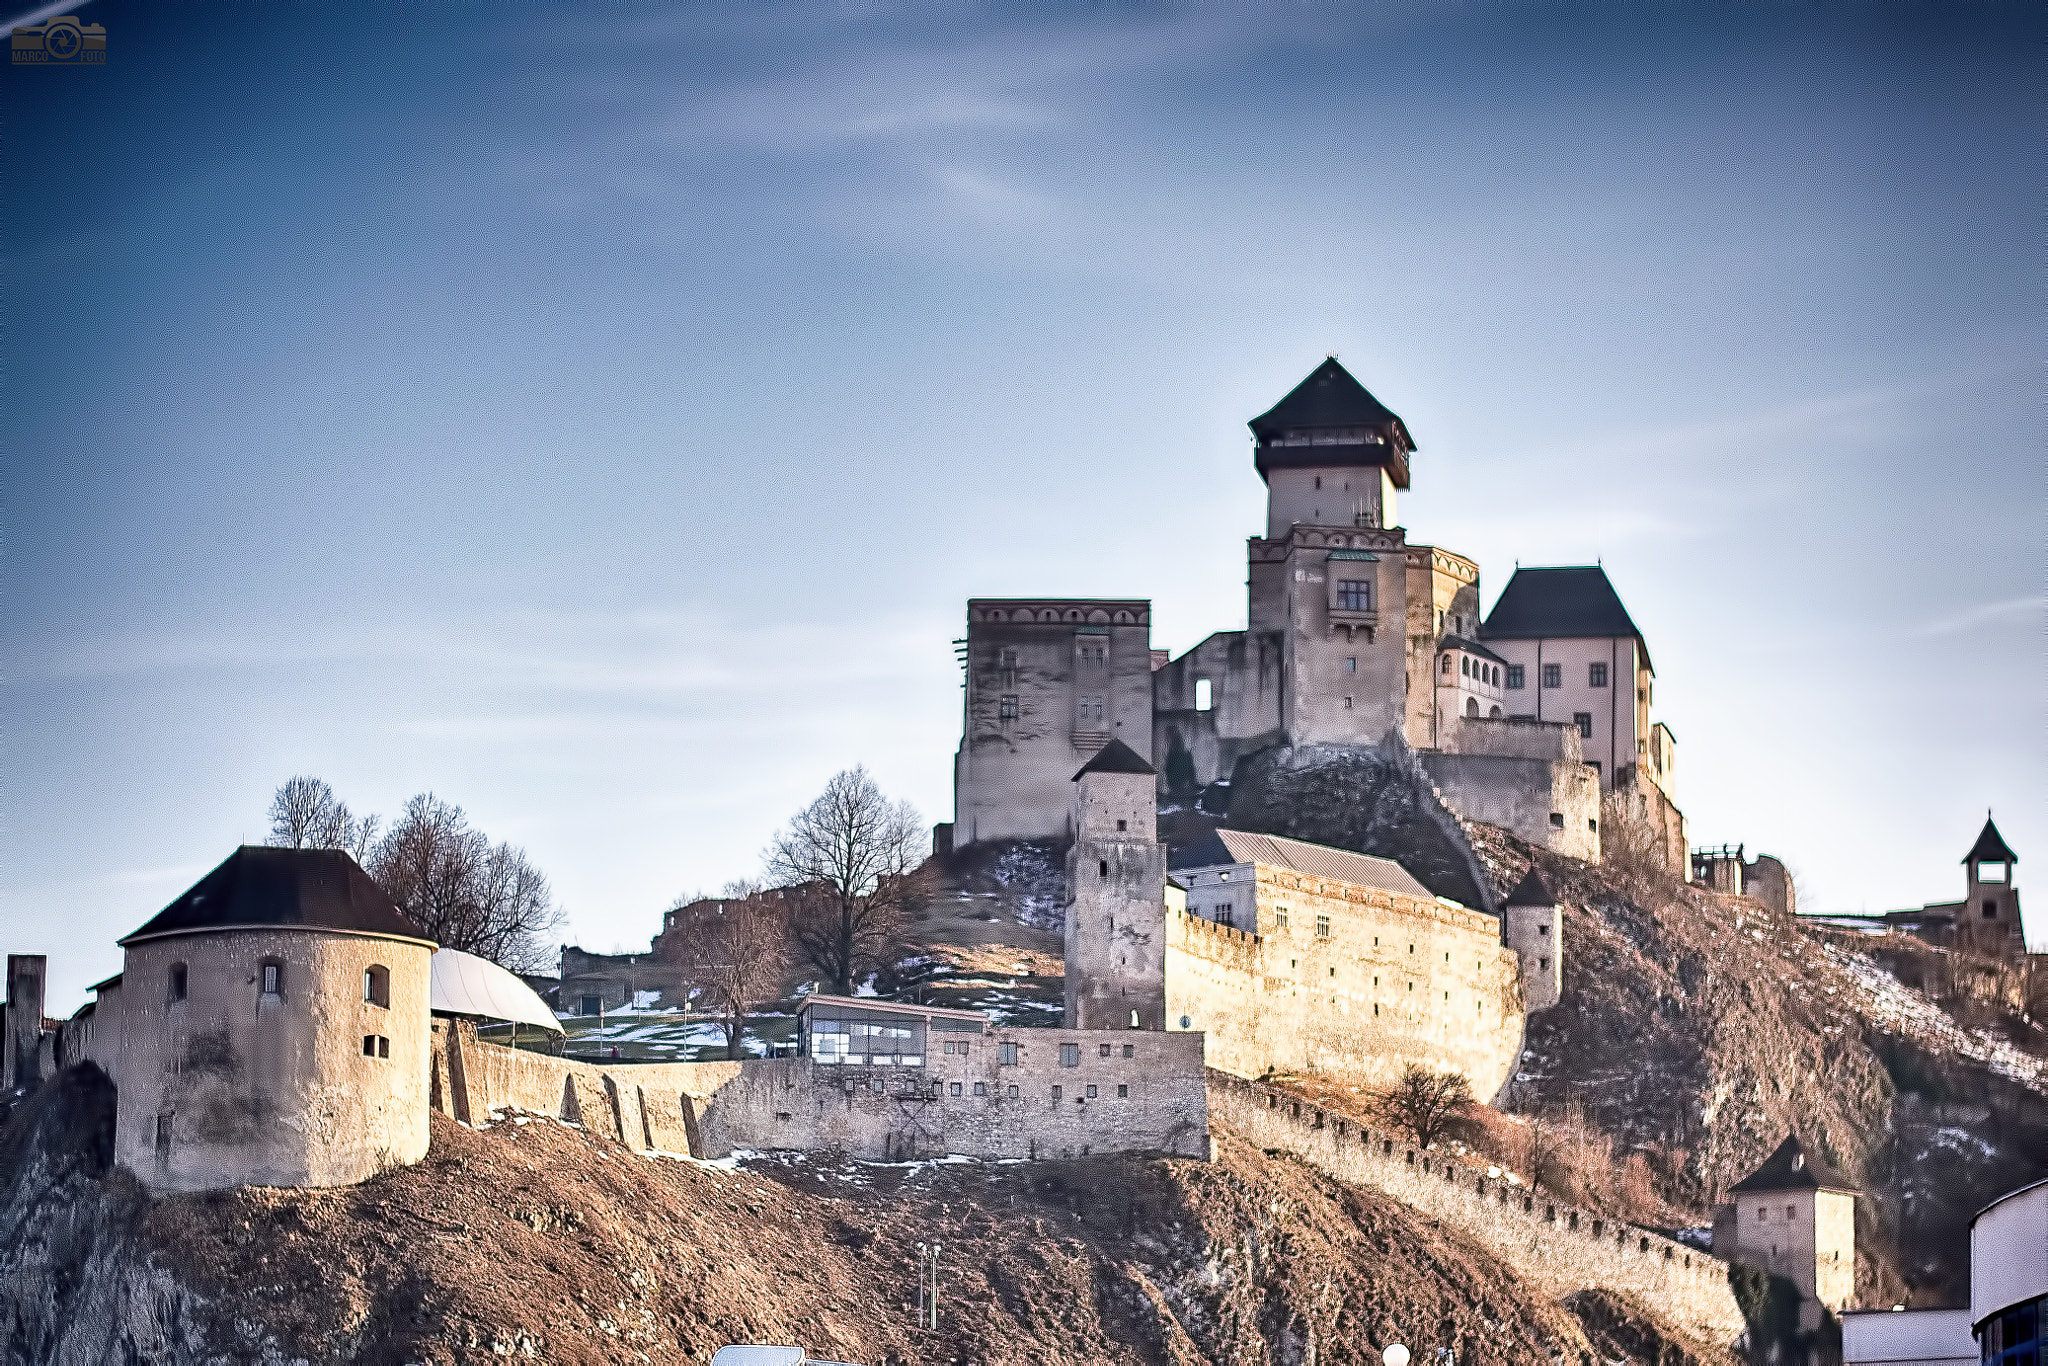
left=1205, top=1071, right=1746, bottom=1343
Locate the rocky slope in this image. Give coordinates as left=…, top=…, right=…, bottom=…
left=0, top=1065, right=1728, bottom=1366
left=1466, top=823, right=2048, bottom=1305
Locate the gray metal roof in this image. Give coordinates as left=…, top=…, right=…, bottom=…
left=120, top=846, right=430, bottom=946
left=1173, top=830, right=1433, bottom=900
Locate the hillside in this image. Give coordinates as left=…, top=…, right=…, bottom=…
left=1, top=1065, right=1727, bottom=1365
left=1464, top=823, right=2048, bottom=1304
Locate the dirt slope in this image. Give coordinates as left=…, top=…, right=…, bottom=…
left=1, top=1065, right=1727, bottom=1366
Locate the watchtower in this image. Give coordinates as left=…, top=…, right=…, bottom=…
left=112, top=847, right=438, bottom=1193
left=1064, top=739, right=1167, bottom=1031
left=1960, top=816, right=2022, bottom=958
left=1502, top=869, right=1562, bottom=1012
left=1715, top=1135, right=1859, bottom=1329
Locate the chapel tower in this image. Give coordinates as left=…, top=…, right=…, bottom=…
left=1064, top=739, right=1167, bottom=1031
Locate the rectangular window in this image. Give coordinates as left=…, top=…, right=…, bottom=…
left=1085, top=1085, right=1098, bottom=1099
left=1315, top=914, right=1330, bottom=938
left=1122, top=1043, right=1134, bottom=1058
left=377, top=1035, right=389, bottom=1059
left=1006, top=1085, right=1018, bottom=1098
left=1117, top=1084, right=1129, bottom=1098
left=1274, top=908, right=1289, bottom=928
left=1052, top=1085, right=1063, bottom=1101
left=1343, top=695, right=1353, bottom=709
left=1574, top=712, right=1593, bottom=739
left=1336, top=580, right=1371, bottom=612
left=1194, top=678, right=1213, bottom=711
left=998, top=694, right=1018, bottom=721
left=1059, top=1043, right=1080, bottom=1067
left=1506, top=665, right=1524, bottom=689
left=1345, top=657, right=1356, bottom=672
left=1589, top=662, right=1608, bottom=687
left=363, top=1035, right=377, bottom=1056
left=364, top=965, right=390, bottom=1008
left=998, top=1041, right=1019, bottom=1065
left=997, top=647, right=1017, bottom=672
left=1538, top=957, right=1549, bottom=971
left=1098, top=1043, right=1112, bottom=1057
left=169, top=963, right=187, bottom=1003
left=949, top=1082, right=962, bottom=1096
left=1079, top=695, right=1105, bottom=725
left=1542, top=663, right=1562, bottom=688
left=973, top=1082, right=987, bottom=1096
left=260, top=961, right=283, bottom=997
left=1984, top=900, right=1999, bottom=919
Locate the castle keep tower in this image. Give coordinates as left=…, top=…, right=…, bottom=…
left=112, top=847, right=437, bottom=1193
left=1715, top=1135, right=1859, bottom=1329
left=1064, top=739, right=1167, bottom=1031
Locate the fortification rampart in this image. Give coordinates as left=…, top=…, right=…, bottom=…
left=1165, top=866, right=1524, bottom=1102
left=432, top=1022, right=1208, bottom=1163
left=1206, top=1072, right=1745, bottom=1343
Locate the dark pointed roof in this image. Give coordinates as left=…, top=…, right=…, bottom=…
left=1728, top=1135, right=1857, bottom=1195
left=1073, top=737, right=1156, bottom=780
left=120, top=846, right=432, bottom=946
left=1506, top=868, right=1555, bottom=906
left=1963, top=817, right=2017, bottom=865
left=1249, top=358, right=1414, bottom=489
left=1481, top=566, right=1651, bottom=672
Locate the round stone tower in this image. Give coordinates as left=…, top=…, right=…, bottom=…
left=112, top=846, right=437, bottom=1193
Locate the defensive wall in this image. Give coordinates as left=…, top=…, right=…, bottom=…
left=1165, top=868, right=1524, bottom=1102
left=1420, top=716, right=1601, bottom=861
left=1206, top=1072, right=1746, bottom=1343
left=432, top=1021, right=1209, bottom=1164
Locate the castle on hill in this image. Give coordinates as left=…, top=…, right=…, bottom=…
left=946, top=357, right=1687, bottom=870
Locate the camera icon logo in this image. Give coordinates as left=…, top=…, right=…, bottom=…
left=12, top=14, right=107, bottom=65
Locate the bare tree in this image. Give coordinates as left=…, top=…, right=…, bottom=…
left=694, top=887, right=791, bottom=1060
left=267, top=776, right=379, bottom=860
left=1378, top=1064, right=1476, bottom=1150
left=369, top=793, right=562, bottom=973
left=765, top=767, right=933, bottom=996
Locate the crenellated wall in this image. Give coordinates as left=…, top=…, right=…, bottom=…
left=1206, top=1072, right=1745, bottom=1343
left=1165, top=867, right=1525, bottom=1102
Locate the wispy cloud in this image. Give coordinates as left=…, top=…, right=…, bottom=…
left=1907, top=595, right=2044, bottom=639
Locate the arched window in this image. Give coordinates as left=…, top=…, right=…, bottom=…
left=1489, top=705, right=1503, bottom=719
left=1465, top=697, right=1479, bottom=718
left=364, top=964, right=390, bottom=1009
left=168, top=963, right=188, bottom=1003
left=1440, top=655, right=1452, bottom=675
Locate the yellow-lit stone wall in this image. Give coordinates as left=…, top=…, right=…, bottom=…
left=1167, top=863, right=1523, bottom=1100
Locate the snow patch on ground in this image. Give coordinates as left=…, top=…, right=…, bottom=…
left=1823, top=944, right=2048, bottom=1092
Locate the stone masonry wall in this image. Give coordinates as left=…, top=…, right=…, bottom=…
left=1166, top=860, right=1525, bottom=1104
left=435, top=1022, right=1209, bottom=1164
left=1207, top=1072, right=1746, bottom=1344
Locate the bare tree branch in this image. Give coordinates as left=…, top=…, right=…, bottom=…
left=367, top=792, right=563, bottom=972
left=1377, top=1064, right=1476, bottom=1150
left=764, top=767, right=932, bottom=996
left=267, top=776, right=362, bottom=852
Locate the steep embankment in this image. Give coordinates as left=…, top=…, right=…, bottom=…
left=1, top=1065, right=1727, bottom=1365
left=1469, top=823, right=2048, bottom=1305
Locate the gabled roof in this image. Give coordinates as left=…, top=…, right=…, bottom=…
left=1963, top=817, right=2017, bottom=865
left=1505, top=868, right=1555, bottom=907
left=1249, top=357, right=1415, bottom=488
left=119, top=846, right=431, bottom=946
left=1728, top=1135, right=1857, bottom=1195
left=1481, top=566, right=1651, bottom=672
left=1169, top=829, right=1433, bottom=900
left=1073, top=737, right=1156, bottom=779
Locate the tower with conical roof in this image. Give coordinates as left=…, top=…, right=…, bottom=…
left=1063, top=739, right=1168, bottom=1030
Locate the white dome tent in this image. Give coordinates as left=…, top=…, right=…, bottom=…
left=429, top=947, right=563, bottom=1035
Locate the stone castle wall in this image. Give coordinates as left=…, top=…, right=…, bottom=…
left=1165, top=864, right=1524, bottom=1103
left=434, top=1021, right=1209, bottom=1164
left=1206, top=1072, right=1745, bottom=1343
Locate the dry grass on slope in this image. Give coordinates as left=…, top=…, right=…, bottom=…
left=131, top=1108, right=1729, bottom=1365
left=1467, top=823, right=2048, bottom=1305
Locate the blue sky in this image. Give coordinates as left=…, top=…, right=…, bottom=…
left=5, top=1, right=2040, bottom=1010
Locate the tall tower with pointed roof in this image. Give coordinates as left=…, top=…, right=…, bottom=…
left=1064, top=740, right=1168, bottom=1031
left=1503, top=868, right=1563, bottom=1012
